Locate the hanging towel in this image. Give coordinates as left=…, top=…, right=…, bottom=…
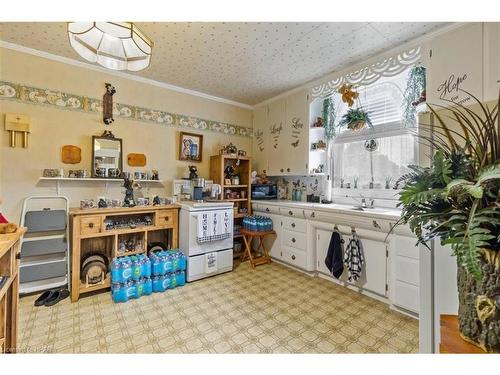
left=198, top=213, right=209, bottom=238
left=223, top=210, right=232, bottom=235
left=197, top=211, right=232, bottom=244
left=344, top=233, right=365, bottom=282
left=325, top=230, right=344, bottom=279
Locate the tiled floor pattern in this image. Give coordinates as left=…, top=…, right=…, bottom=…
left=18, top=262, right=418, bottom=353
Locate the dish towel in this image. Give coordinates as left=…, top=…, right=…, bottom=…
left=198, top=213, right=209, bottom=238
left=344, top=233, right=365, bottom=282
left=205, top=251, right=218, bottom=274
left=197, top=211, right=232, bottom=244
left=325, top=230, right=344, bottom=279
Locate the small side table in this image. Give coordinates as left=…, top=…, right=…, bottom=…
left=240, top=228, right=275, bottom=268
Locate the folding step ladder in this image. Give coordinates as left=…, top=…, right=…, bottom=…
left=19, top=196, right=70, bottom=294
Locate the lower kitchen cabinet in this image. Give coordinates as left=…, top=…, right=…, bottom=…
left=316, top=227, right=388, bottom=297
left=261, top=213, right=282, bottom=259
left=389, top=234, right=420, bottom=314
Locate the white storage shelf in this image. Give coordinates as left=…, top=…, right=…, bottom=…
left=40, top=177, right=163, bottom=183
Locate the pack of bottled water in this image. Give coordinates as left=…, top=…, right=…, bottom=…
left=111, top=250, right=187, bottom=303
left=242, top=215, right=273, bottom=232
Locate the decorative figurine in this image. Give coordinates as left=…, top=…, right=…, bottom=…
left=122, top=174, right=136, bottom=207
left=152, top=195, right=161, bottom=206
left=224, top=165, right=235, bottom=179
left=98, top=198, right=107, bottom=208
left=188, top=165, right=199, bottom=179
left=151, top=169, right=159, bottom=180
left=103, top=83, right=116, bottom=125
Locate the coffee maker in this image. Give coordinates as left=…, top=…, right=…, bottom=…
left=191, top=178, right=205, bottom=202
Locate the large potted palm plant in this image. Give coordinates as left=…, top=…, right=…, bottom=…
left=395, top=91, right=499, bottom=353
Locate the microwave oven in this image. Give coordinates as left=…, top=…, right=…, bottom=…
left=251, top=184, right=278, bottom=200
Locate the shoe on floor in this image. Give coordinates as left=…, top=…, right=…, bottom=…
left=44, top=289, right=70, bottom=307
left=34, top=290, right=55, bottom=307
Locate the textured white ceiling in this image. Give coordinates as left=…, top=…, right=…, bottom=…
left=0, top=22, right=450, bottom=105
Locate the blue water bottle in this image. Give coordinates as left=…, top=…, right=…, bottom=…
left=121, top=258, right=132, bottom=283
left=152, top=276, right=162, bottom=293
left=176, top=271, right=186, bottom=286
left=142, top=277, right=153, bottom=295
left=142, top=255, right=151, bottom=278
left=111, top=258, right=121, bottom=283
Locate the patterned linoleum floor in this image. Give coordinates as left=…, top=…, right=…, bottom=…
left=18, top=262, right=419, bottom=353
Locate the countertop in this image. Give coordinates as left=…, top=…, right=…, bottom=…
left=252, top=200, right=402, bottom=221
left=0, top=227, right=27, bottom=259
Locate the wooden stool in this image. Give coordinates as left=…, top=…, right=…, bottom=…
left=240, top=228, right=275, bottom=268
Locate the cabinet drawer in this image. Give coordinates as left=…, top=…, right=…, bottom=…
left=282, top=230, right=306, bottom=250
left=394, top=281, right=419, bottom=313
left=395, top=256, right=419, bottom=286
left=157, top=210, right=175, bottom=228
left=80, top=216, right=101, bottom=235
left=282, top=216, right=307, bottom=233
left=279, top=207, right=304, bottom=218
left=282, top=246, right=307, bottom=269
left=253, top=204, right=280, bottom=215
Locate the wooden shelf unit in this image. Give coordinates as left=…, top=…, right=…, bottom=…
left=210, top=155, right=252, bottom=251
left=70, top=205, right=179, bottom=302
left=0, top=228, right=26, bottom=353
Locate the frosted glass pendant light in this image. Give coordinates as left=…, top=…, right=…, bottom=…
left=67, top=22, right=153, bottom=71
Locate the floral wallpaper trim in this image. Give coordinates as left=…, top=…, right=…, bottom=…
left=0, top=81, right=253, bottom=138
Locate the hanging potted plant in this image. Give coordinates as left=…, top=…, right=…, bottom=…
left=338, top=108, right=373, bottom=131
left=393, top=91, right=499, bottom=353
left=337, top=84, right=373, bottom=131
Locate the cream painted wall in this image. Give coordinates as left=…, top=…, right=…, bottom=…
left=0, top=47, right=253, bottom=221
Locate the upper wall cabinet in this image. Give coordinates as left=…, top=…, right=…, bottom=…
left=484, top=23, right=500, bottom=102
left=282, top=90, right=309, bottom=176
left=267, top=98, right=287, bottom=175
left=252, top=105, right=269, bottom=173
left=427, top=23, right=484, bottom=106
left=252, top=89, right=309, bottom=176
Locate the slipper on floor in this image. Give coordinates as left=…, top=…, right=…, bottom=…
left=44, top=289, right=70, bottom=307
left=34, top=290, right=55, bottom=307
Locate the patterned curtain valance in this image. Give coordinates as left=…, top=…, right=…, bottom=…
left=311, top=47, right=421, bottom=99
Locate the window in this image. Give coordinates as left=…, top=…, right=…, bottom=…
left=329, top=70, right=418, bottom=189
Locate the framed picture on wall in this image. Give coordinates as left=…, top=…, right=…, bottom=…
left=179, top=132, right=203, bottom=162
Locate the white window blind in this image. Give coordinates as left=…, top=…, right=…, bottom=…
left=329, top=68, right=418, bottom=190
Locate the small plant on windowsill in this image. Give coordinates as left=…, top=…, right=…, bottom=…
left=338, top=108, right=373, bottom=131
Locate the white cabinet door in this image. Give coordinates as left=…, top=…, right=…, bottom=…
left=316, top=228, right=332, bottom=275
left=252, top=105, right=269, bottom=173
left=283, top=90, right=309, bottom=175
left=428, top=23, right=484, bottom=106
left=390, top=235, right=420, bottom=313
left=267, top=99, right=286, bottom=175
left=349, top=237, right=387, bottom=297
left=484, top=22, right=500, bottom=102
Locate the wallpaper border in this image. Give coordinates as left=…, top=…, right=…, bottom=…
left=0, top=81, right=253, bottom=138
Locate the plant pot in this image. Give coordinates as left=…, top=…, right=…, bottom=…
left=457, top=249, right=500, bottom=353
left=348, top=120, right=366, bottom=131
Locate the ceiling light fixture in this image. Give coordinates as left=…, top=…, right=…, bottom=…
left=67, top=22, right=153, bottom=71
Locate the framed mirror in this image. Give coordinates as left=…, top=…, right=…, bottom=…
left=92, top=135, right=123, bottom=178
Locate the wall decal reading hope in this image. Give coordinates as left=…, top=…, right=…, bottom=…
left=437, top=73, right=470, bottom=104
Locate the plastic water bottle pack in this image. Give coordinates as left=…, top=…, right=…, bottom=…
left=111, top=250, right=186, bottom=303
left=242, top=215, right=273, bottom=232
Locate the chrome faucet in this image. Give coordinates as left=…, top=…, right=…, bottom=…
left=347, top=194, right=375, bottom=209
